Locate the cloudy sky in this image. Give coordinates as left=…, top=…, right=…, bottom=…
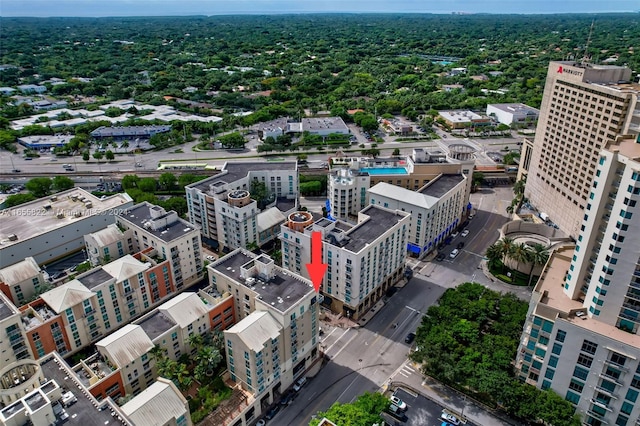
left=1, top=0, right=639, bottom=17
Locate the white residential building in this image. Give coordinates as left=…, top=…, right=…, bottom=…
left=121, top=378, right=192, bottom=426
left=280, top=205, right=410, bottom=319
left=516, top=136, right=640, bottom=425
left=0, top=257, right=47, bottom=305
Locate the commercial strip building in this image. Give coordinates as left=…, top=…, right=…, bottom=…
left=436, top=110, right=492, bottom=129
left=367, top=173, right=470, bottom=257
left=280, top=205, right=410, bottom=319
left=486, top=103, right=540, bottom=126
left=90, top=125, right=172, bottom=141
left=257, top=116, right=349, bottom=140
left=185, top=161, right=298, bottom=251
left=0, top=352, right=190, bottom=426
left=515, top=122, right=640, bottom=423
left=0, top=188, right=133, bottom=269
left=208, top=249, right=319, bottom=425
left=521, top=61, right=640, bottom=238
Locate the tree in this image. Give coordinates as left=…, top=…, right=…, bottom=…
left=93, top=151, right=104, bottom=161
left=137, top=178, right=158, bottom=193
left=4, top=193, right=36, bottom=207
left=509, top=242, right=530, bottom=271
left=158, top=173, right=178, bottom=190
left=250, top=180, right=270, bottom=209
left=82, top=151, right=90, bottom=162
left=26, top=177, right=52, bottom=197
left=188, top=333, right=204, bottom=352
left=392, top=148, right=400, bottom=156
left=105, top=150, right=115, bottom=161
left=122, top=175, right=140, bottom=189
left=526, top=243, right=549, bottom=287
left=219, top=132, right=246, bottom=149
left=160, top=197, right=188, bottom=215
left=52, top=176, right=74, bottom=192
left=310, top=392, right=389, bottom=426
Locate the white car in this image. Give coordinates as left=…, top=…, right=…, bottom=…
left=441, top=412, right=461, bottom=425
left=449, top=249, right=460, bottom=259
left=206, top=255, right=216, bottom=261
left=461, top=229, right=470, bottom=237
left=451, top=232, right=459, bottom=239
left=293, top=376, right=307, bottom=392
left=390, top=395, right=407, bottom=410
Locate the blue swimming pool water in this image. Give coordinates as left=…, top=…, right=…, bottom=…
left=360, top=167, right=408, bottom=175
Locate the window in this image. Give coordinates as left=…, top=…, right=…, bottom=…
left=569, top=379, right=584, bottom=393
left=611, top=353, right=627, bottom=367
left=566, top=390, right=580, bottom=404
left=625, top=388, right=639, bottom=403
left=577, top=354, right=593, bottom=368
left=581, top=340, right=598, bottom=355
left=573, top=366, right=589, bottom=380
left=552, top=343, right=562, bottom=355
left=555, top=330, right=566, bottom=342
left=548, top=356, right=559, bottom=368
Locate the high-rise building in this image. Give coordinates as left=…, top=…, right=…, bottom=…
left=280, top=205, right=410, bottom=319
left=516, top=135, right=640, bottom=425
left=521, top=61, right=640, bottom=238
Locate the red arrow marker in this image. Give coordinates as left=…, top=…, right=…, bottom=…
left=305, top=231, right=327, bottom=293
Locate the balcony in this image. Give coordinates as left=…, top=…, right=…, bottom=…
left=594, top=386, right=618, bottom=399
left=586, top=411, right=609, bottom=424
left=589, top=399, right=613, bottom=412
left=598, top=373, right=624, bottom=386
left=603, top=359, right=628, bottom=372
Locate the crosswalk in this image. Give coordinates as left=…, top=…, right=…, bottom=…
left=398, top=363, right=416, bottom=378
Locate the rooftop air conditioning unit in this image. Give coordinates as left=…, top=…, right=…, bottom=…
left=56, top=212, right=65, bottom=219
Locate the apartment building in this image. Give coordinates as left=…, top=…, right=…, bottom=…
left=0, top=292, right=33, bottom=366
left=522, top=61, right=640, bottom=238
left=115, top=202, right=204, bottom=289
left=0, top=188, right=133, bottom=269
left=280, top=205, right=410, bottom=319
left=84, top=223, right=134, bottom=266
left=0, top=352, right=191, bottom=426
left=0, top=257, right=47, bottom=305
left=328, top=149, right=473, bottom=221
left=367, top=173, right=470, bottom=257
left=185, top=162, right=298, bottom=251
left=516, top=136, right=640, bottom=425
left=77, top=290, right=234, bottom=402
left=209, top=250, right=319, bottom=424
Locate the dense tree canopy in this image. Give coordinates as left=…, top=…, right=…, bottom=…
left=309, top=392, right=389, bottom=426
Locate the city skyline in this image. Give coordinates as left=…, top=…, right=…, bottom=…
left=1, top=0, right=639, bottom=17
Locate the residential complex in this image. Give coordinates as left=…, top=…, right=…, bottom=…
left=521, top=61, right=640, bottom=238
left=0, top=188, right=133, bottom=268
left=328, top=149, right=473, bottom=221
left=185, top=161, right=298, bottom=251
left=115, top=202, right=204, bottom=289
left=368, top=172, right=470, bottom=257
left=515, top=134, right=640, bottom=425
left=280, top=205, right=410, bottom=319
left=0, top=257, right=47, bottom=305
left=208, top=249, right=319, bottom=425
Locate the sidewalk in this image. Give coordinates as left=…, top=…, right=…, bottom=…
left=389, top=362, right=524, bottom=426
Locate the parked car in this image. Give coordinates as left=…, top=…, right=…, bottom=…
left=390, top=395, right=407, bottom=410
left=280, top=391, right=296, bottom=406
left=265, top=405, right=281, bottom=420
left=456, top=242, right=465, bottom=250
left=449, top=249, right=460, bottom=259
left=441, top=412, right=461, bottom=425
left=12, top=169, right=21, bottom=173
left=461, top=229, right=470, bottom=237
left=435, top=253, right=446, bottom=262
left=468, top=213, right=475, bottom=220
left=450, top=231, right=459, bottom=239
left=293, top=376, right=307, bottom=392
left=386, top=404, right=408, bottom=422
left=404, top=332, right=416, bottom=344
left=256, top=420, right=266, bottom=426
left=61, top=391, right=78, bottom=407
left=206, top=255, right=216, bottom=261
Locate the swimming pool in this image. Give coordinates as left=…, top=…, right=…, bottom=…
left=360, top=167, right=408, bottom=175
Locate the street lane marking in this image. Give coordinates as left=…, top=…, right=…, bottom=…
left=324, top=329, right=350, bottom=353
left=321, top=327, right=337, bottom=342
left=331, top=331, right=359, bottom=359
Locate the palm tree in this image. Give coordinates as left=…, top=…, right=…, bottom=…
left=150, top=345, right=166, bottom=362
left=196, top=347, right=222, bottom=376
left=485, top=243, right=504, bottom=272
left=188, top=333, right=204, bottom=353
left=526, top=243, right=550, bottom=287
left=496, top=237, right=515, bottom=263
left=509, top=242, right=531, bottom=272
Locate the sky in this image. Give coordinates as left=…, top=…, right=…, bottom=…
left=1, top=0, right=639, bottom=17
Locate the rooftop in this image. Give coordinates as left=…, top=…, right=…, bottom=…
left=211, top=250, right=314, bottom=313
left=438, top=110, right=483, bottom=123
left=159, top=292, right=212, bottom=328
left=40, top=280, right=93, bottom=313
left=102, top=255, right=149, bottom=282
left=226, top=311, right=282, bottom=352
left=488, top=103, right=540, bottom=114
left=77, top=267, right=114, bottom=290
left=136, top=311, right=177, bottom=341
left=96, top=324, right=154, bottom=368
left=0, top=292, right=18, bottom=321
left=118, top=202, right=197, bottom=243
left=86, top=223, right=127, bottom=247
left=301, top=117, right=349, bottom=132
left=90, top=125, right=171, bottom=137
left=419, top=174, right=466, bottom=198
left=369, top=182, right=437, bottom=209
left=606, top=135, right=640, bottom=162
left=39, top=354, right=125, bottom=425
left=0, top=257, right=40, bottom=285
left=339, top=205, right=408, bottom=252
left=121, top=379, right=187, bottom=426
left=0, top=188, right=132, bottom=248
left=189, top=161, right=297, bottom=194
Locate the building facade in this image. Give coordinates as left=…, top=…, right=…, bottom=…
left=522, top=61, right=640, bottom=238
left=84, top=223, right=134, bottom=266
left=0, top=292, right=33, bottom=366
left=280, top=205, right=410, bottom=319
left=0, top=257, right=47, bottom=305
left=185, top=162, right=298, bottom=251
left=516, top=136, right=640, bottom=425
left=367, top=173, right=470, bottom=257
left=209, top=250, right=319, bottom=424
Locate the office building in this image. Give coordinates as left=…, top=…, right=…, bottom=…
left=280, top=205, right=410, bottom=319
left=516, top=136, right=640, bottom=424
left=523, top=61, right=640, bottom=238
left=486, top=103, right=540, bottom=126
left=367, top=172, right=470, bottom=257
left=185, top=162, right=298, bottom=251
left=0, top=257, right=47, bottom=305
left=208, top=250, right=319, bottom=424
left=115, top=202, right=204, bottom=289
left=0, top=188, right=133, bottom=269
